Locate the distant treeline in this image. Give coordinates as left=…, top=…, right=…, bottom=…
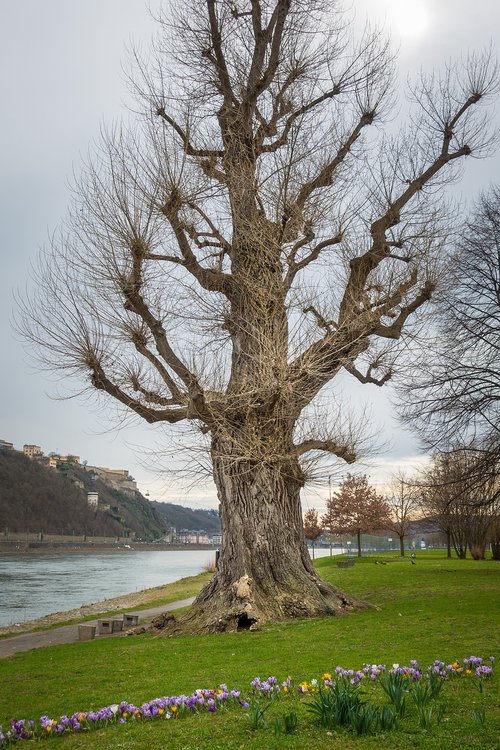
left=151, top=501, right=221, bottom=534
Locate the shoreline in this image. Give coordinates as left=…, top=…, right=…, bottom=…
left=0, top=572, right=209, bottom=638
left=0, top=542, right=216, bottom=555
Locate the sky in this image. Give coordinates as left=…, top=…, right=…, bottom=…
left=1, top=0, right=499, bottom=512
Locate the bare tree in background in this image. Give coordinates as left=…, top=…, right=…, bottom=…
left=303, top=508, right=322, bottom=559
left=18, top=0, right=498, bottom=632
left=398, top=187, right=500, bottom=500
left=385, top=470, right=420, bottom=557
left=321, top=474, right=391, bottom=556
left=419, top=450, right=497, bottom=559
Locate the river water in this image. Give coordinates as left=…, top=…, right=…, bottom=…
left=0, top=547, right=339, bottom=628
left=0, top=549, right=215, bottom=628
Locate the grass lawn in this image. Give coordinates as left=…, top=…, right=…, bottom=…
left=1, top=553, right=498, bottom=748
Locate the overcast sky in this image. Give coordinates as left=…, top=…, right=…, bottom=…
left=1, top=0, right=499, bottom=511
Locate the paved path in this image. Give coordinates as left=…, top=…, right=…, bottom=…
left=0, top=598, right=195, bottom=659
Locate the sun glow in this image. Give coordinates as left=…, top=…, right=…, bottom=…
left=387, top=0, right=430, bottom=39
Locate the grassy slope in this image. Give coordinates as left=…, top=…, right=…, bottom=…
left=1, top=553, right=499, bottom=749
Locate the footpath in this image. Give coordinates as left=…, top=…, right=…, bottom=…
left=0, top=597, right=195, bottom=659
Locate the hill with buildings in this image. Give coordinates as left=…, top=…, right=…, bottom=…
left=0, top=445, right=167, bottom=540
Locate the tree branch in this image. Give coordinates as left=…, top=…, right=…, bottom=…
left=120, top=283, right=212, bottom=422
left=207, top=0, right=238, bottom=105
left=161, top=191, right=234, bottom=296
left=129, top=330, right=186, bottom=404
left=293, top=439, right=356, bottom=463
left=89, top=357, right=188, bottom=424
left=156, top=107, right=223, bottom=158
left=344, top=362, right=392, bottom=387
left=292, top=112, right=375, bottom=214
left=373, top=281, right=435, bottom=339
left=259, top=83, right=343, bottom=154
left=285, top=234, right=343, bottom=289
left=247, top=0, right=292, bottom=102
left=303, top=305, right=337, bottom=333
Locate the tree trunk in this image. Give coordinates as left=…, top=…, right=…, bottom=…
left=159, top=448, right=366, bottom=634
left=399, top=535, right=405, bottom=557
left=357, top=529, right=362, bottom=557
left=469, top=544, right=485, bottom=560
left=446, top=528, right=452, bottom=558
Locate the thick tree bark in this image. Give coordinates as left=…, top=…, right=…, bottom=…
left=399, top=535, right=405, bottom=557
left=159, top=442, right=367, bottom=634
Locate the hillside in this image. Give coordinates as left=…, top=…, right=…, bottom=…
left=0, top=450, right=166, bottom=540
left=151, top=501, right=221, bottom=533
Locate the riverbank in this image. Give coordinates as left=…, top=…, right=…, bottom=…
left=0, top=570, right=210, bottom=638
left=0, top=541, right=215, bottom=555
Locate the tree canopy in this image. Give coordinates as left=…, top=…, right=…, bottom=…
left=322, top=474, right=391, bottom=556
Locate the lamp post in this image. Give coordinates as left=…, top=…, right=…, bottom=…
left=328, top=475, right=332, bottom=556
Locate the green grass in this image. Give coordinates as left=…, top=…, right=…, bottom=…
left=1, top=553, right=499, bottom=749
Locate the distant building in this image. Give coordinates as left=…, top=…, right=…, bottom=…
left=177, top=530, right=210, bottom=545
left=23, top=444, right=42, bottom=458
left=87, top=492, right=99, bottom=509
left=48, top=454, right=80, bottom=469
left=162, top=527, right=177, bottom=543
left=0, top=440, right=14, bottom=451
left=87, top=465, right=137, bottom=493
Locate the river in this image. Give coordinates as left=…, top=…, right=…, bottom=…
left=0, top=547, right=340, bottom=628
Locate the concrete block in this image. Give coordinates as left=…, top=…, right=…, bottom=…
left=123, top=613, right=139, bottom=627
left=112, top=619, right=123, bottom=632
left=97, top=618, right=113, bottom=635
left=78, top=625, right=96, bottom=641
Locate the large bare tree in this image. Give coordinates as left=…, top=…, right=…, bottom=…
left=19, top=0, right=498, bottom=632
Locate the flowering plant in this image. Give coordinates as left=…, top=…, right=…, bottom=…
left=0, top=656, right=493, bottom=745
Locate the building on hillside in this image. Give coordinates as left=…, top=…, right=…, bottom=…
left=87, top=492, right=99, bottom=509
left=87, top=466, right=137, bottom=494
left=0, top=440, right=14, bottom=451
left=23, top=444, right=42, bottom=458
left=48, top=454, right=80, bottom=469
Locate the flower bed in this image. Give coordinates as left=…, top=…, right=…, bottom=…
left=0, top=656, right=494, bottom=745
